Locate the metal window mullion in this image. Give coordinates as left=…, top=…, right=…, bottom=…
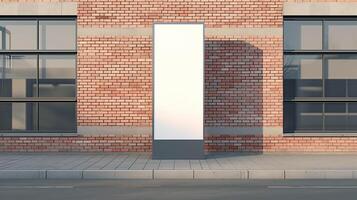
left=36, top=54, right=40, bottom=132
left=322, top=102, right=325, bottom=131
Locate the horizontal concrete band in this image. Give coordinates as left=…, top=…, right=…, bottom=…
left=0, top=126, right=282, bottom=136
left=2, top=170, right=357, bottom=180
left=77, top=126, right=282, bottom=136
left=77, top=126, right=152, bottom=136
left=78, top=27, right=282, bottom=37
left=0, top=2, right=77, bottom=16
left=205, top=126, right=282, bottom=136
left=284, top=2, right=357, bottom=16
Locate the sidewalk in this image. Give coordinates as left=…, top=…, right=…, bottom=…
left=1, top=153, right=357, bottom=180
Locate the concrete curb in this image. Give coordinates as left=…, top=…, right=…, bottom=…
left=1, top=170, right=357, bottom=180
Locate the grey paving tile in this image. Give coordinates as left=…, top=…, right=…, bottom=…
left=116, top=154, right=139, bottom=170
left=102, top=155, right=128, bottom=170
left=74, top=155, right=106, bottom=170
left=216, top=157, right=235, bottom=169
left=158, top=160, right=175, bottom=170
left=66, top=155, right=94, bottom=170
left=199, top=160, right=210, bottom=170
left=0, top=155, right=29, bottom=169
left=174, top=160, right=190, bottom=170
left=129, top=154, right=149, bottom=170
left=189, top=160, right=202, bottom=170
left=143, top=159, right=160, bottom=170
left=206, top=158, right=221, bottom=170
left=87, top=155, right=117, bottom=170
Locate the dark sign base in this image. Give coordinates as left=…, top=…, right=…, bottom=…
left=152, top=140, right=205, bottom=160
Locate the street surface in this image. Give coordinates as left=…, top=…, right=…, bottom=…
left=1, top=179, right=357, bottom=200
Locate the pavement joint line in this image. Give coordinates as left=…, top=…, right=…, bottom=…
left=114, top=155, right=130, bottom=170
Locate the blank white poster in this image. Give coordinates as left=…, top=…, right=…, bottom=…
left=154, top=23, right=204, bottom=140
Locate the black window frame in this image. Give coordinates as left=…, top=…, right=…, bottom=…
left=284, top=16, right=357, bottom=134
left=0, top=16, right=77, bottom=134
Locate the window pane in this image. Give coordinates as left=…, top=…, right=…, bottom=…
left=325, top=103, right=347, bottom=131
left=0, top=102, right=37, bottom=132
left=0, top=20, right=37, bottom=50
left=0, top=55, right=37, bottom=97
left=284, top=102, right=323, bottom=132
left=39, top=55, right=76, bottom=97
left=39, top=20, right=76, bottom=50
left=348, top=103, right=357, bottom=130
left=326, top=21, right=357, bottom=50
left=39, top=102, right=76, bottom=132
left=284, top=21, right=322, bottom=50
left=325, top=55, right=357, bottom=97
left=284, top=55, right=322, bottom=99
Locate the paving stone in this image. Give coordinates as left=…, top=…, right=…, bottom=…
left=248, top=170, right=285, bottom=179
left=46, top=170, right=83, bottom=179
left=154, top=170, right=194, bottom=179
left=194, top=170, right=248, bottom=179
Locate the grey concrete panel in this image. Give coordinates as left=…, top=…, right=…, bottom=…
left=46, top=170, right=83, bottom=179
left=285, top=170, right=353, bottom=179
left=153, top=140, right=205, bottom=159
left=248, top=170, right=285, bottom=179
left=205, top=126, right=282, bottom=136
left=115, top=170, right=153, bottom=179
left=194, top=170, right=248, bottom=179
left=154, top=170, right=194, bottom=179
left=284, top=2, right=357, bottom=16
left=0, top=170, right=46, bottom=179
left=0, top=2, right=77, bottom=15
left=78, top=126, right=151, bottom=136
left=83, top=170, right=116, bottom=179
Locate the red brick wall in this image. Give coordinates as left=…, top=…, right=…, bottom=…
left=2, top=135, right=357, bottom=153
left=77, top=0, right=283, bottom=28
left=1, top=0, right=357, bottom=153
left=77, top=36, right=152, bottom=126
left=0, top=135, right=151, bottom=152
left=206, top=136, right=357, bottom=152
left=205, top=36, right=282, bottom=127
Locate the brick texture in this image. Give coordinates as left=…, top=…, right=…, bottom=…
left=1, top=0, right=357, bottom=153
left=77, top=36, right=152, bottom=126
left=206, top=135, right=357, bottom=152
left=2, top=135, right=357, bottom=152
left=205, top=36, right=282, bottom=127
left=77, top=0, right=283, bottom=28
left=0, top=135, right=151, bottom=152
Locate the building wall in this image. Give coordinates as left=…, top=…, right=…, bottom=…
left=1, top=0, right=357, bottom=152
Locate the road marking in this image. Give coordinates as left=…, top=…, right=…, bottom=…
left=0, top=186, right=74, bottom=189
left=268, top=186, right=357, bottom=189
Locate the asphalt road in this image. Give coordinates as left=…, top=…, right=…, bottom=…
left=1, top=180, right=357, bottom=200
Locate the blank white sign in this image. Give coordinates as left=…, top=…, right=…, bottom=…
left=154, top=23, right=204, bottom=140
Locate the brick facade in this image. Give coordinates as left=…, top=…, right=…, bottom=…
left=2, top=135, right=357, bottom=153
left=1, top=0, right=357, bottom=153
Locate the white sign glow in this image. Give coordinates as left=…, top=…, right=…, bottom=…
left=153, top=23, right=204, bottom=140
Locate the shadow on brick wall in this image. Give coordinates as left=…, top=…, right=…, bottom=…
left=204, top=39, right=264, bottom=153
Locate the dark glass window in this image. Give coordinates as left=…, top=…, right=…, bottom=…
left=0, top=20, right=37, bottom=50
left=284, top=21, right=322, bottom=50
left=0, top=18, right=76, bottom=133
left=39, top=55, right=76, bottom=97
left=39, top=102, right=76, bottom=132
left=0, top=55, right=37, bottom=97
left=284, top=18, right=357, bottom=133
left=284, top=55, right=323, bottom=99
left=39, top=21, right=76, bottom=50
left=0, top=102, right=37, bottom=132
left=326, top=21, right=357, bottom=50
